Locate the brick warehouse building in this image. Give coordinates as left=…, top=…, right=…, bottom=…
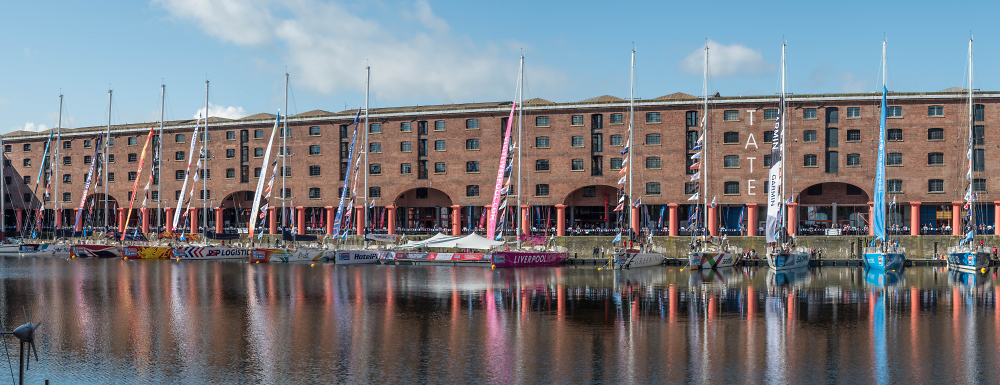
left=0, top=88, right=994, bottom=238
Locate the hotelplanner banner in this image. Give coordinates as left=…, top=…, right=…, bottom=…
left=407, top=253, right=429, bottom=260
left=431, top=253, right=454, bottom=261
left=451, top=253, right=484, bottom=261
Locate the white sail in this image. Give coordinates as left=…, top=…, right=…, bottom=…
left=171, top=118, right=201, bottom=229
left=249, top=115, right=280, bottom=237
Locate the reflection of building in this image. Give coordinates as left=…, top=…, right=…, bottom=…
left=0, top=89, right=993, bottom=236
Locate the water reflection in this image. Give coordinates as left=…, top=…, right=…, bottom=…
left=2, top=258, right=1000, bottom=383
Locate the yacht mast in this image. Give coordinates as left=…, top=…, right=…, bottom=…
left=203, top=81, right=209, bottom=233
left=701, top=45, right=708, bottom=235
left=516, top=55, right=524, bottom=242
left=780, top=43, right=787, bottom=232
left=55, top=94, right=62, bottom=238
left=628, top=49, right=635, bottom=234
left=157, top=84, right=165, bottom=233
left=364, top=66, right=370, bottom=235
left=104, top=90, right=111, bottom=232
left=282, top=73, right=288, bottom=231
left=967, top=38, right=974, bottom=234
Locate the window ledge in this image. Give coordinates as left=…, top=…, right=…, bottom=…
left=804, top=165, right=819, bottom=168
left=928, top=115, right=945, bottom=118
left=724, top=193, right=740, bottom=196
left=570, top=124, right=584, bottom=127
left=928, top=191, right=945, bottom=194
left=888, top=165, right=903, bottom=167
left=846, top=140, right=861, bottom=143
left=887, top=116, right=903, bottom=119
left=928, top=139, right=945, bottom=142
left=466, top=148, right=480, bottom=151
left=846, top=165, right=861, bottom=168
left=723, top=142, right=739, bottom=145
left=928, top=164, right=945, bottom=167
left=803, top=118, right=819, bottom=120
left=535, top=170, right=550, bottom=173
left=466, top=171, right=480, bottom=174
left=646, top=167, right=662, bottom=170
left=535, top=125, right=550, bottom=128
left=723, top=166, right=740, bottom=169
left=534, top=195, right=550, bottom=198
left=571, top=170, right=584, bottom=172
left=645, top=122, right=662, bottom=124
left=646, top=143, right=662, bottom=146
left=723, top=120, right=739, bottom=123
left=536, top=147, right=549, bottom=149
left=847, top=117, right=861, bottom=120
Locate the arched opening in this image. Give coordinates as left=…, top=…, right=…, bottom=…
left=560, top=185, right=621, bottom=235
left=77, top=193, right=119, bottom=231
left=219, top=190, right=257, bottom=233
left=393, top=187, right=453, bottom=233
left=796, top=182, right=872, bottom=235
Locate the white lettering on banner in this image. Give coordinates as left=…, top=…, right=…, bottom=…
left=746, top=110, right=755, bottom=125
left=744, top=133, right=757, bottom=150
left=748, top=179, right=756, bottom=195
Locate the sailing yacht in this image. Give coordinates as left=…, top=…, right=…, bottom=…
left=612, top=49, right=666, bottom=269
left=687, top=44, right=742, bottom=270
left=863, top=41, right=906, bottom=271
left=946, top=38, right=991, bottom=272
left=765, top=43, right=810, bottom=271
left=487, top=56, right=568, bottom=268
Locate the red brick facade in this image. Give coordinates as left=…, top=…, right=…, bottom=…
left=0, top=90, right=991, bottom=234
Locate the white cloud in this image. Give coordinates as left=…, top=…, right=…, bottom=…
left=194, top=103, right=249, bottom=119
left=680, top=40, right=774, bottom=78
left=13, top=123, right=49, bottom=132
left=154, top=0, right=562, bottom=103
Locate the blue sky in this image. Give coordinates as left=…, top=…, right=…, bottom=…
left=1, top=0, right=996, bottom=133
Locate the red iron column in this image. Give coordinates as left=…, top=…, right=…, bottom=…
left=555, top=204, right=566, bottom=236
left=668, top=203, right=678, bottom=236
left=910, top=202, right=921, bottom=236
left=746, top=203, right=758, bottom=236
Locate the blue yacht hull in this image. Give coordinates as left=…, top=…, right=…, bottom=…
left=862, top=252, right=905, bottom=271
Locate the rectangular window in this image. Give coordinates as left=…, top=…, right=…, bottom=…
left=928, top=179, right=944, bottom=193
left=309, top=165, right=322, bottom=176
left=974, top=104, right=985, bottom=121
left=571, top=115, right=584, bottom=126
left=533, top=137, right=549, bottom=148
left=887, top=153, right=903, bottom=166
left=763, top=109, right=778, bottom=120
left=723, top=132, right=739, bottom=144
left=226, top=131, right=236, bottom=140
left=570, top=136, right=583, bottom=147
left=107, top=173, right=114, bottom=182
left=973, top=125, right=984, bottom=145
left=198, top=169, right=210, bottom=180
left=308, top=188, right=320, bottom=199
left=535, top=184, right=549, bottom=197
left=536, top=116, right=550, bottom=127
left=83, top=139, right=91, bottom=148
left=175, top=170, right=185, bottom=180
left=764, top=154, right=771, bottom=167
left=62, top=141, right=71, bottom=149
left=610, top=135, right=623, bottom=146
left=466, top=161, right=480, bottom=173
left=803, top=130, right=817, bottom=142
left=175, top=151, right=185, bottom=161
left=129, top=137, right=140, bottom=146
left=369, top=142, right=381, bottom=153
left=400, top=142, right=411, bottom=152
left=646, top=133, right=661, bottom=145
left=23, top=159, right=30, bottom=167
left=847, top=107, right=861, bottom=118
left=434, top=162, right=446, bottom=173
left=686, top=111, right=698, bottom=126
left=974, top=149, right=985, bottom=172
left=645, top=157, right=661, bottom=169
left=826, top=108, right=839, bottom=124
left=610, top=157, right=623, bottom=170
left=888, top=179, right=902, bottom=193
left=763, top=131, right=774, bottom=143
left=368, top=164, right=381, bottom=175
left=684, top=182, right=699, bottom=194
left=535, top=159, right=550, bottom=171
left=887, top=129, right=902, bottom=141
left=803, top=108, right=817, bottom=119
left=927, top=152, right=944, bottom=165
left=928, top=105, right=944, bottom=117
left=724, top=110, right=739, bottom=121
left=610, top=113, right=623, bottom=124
left=62, top=174, right=71, bottom=183
left=463, top=119, right=479, bottom=129
left=847, top=130, right=861, bottom=142
left=400, top=122, right=412, bottom=132
left=254, top=129, right=263, bottom=139
left=254, top=148, right=264, bottom=157
left=723, top=155, right=739, bottom=168
left=826, top=151, right=838, bottom=173
left=128, top=153, right=138, bottom=163
left=128, top=172, right=137, bottom=181
left=308, top=126, right=321, bottom=136
left=645, top=112, right=661, bottom=123
left=847, top=153, right=861, bottom=166
left=226, top=149, right=235, bottom=158
left=928, top=128, right=944, bottom=140
left=973, top=178, right=987, bottom=192
left=369, top=187, right=381, bottom=198
left=63, top=192, right=71, bottom=202
left=226, top=168, right=236, bottom=179
left=571, top=159, right=584, bottom=171
left=401, top=163, right=411, bottom=174
left=724, top=181, right=739, bottom=195
left=151, top=191, right=158, bottom=201
left=434, top=140, right=445, bottom=151
left=434, top=120, right=445, bottom=131
left=62, top=156, right=71, bottom=165
left=804, top=154, right=817, bottom=167
left=887, top=106, right=902, bottom=117
left=646, top=182, right=661, bottom=195
left=254, top=167, right=261, bottom=178
left=309, top=145, right=321, bottom=155
left=369, top=123, right=382, bottom=134
left=84, top=155, right=92, bottom=165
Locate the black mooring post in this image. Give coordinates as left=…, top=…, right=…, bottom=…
left=18, top=340, right=23, bottom=385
